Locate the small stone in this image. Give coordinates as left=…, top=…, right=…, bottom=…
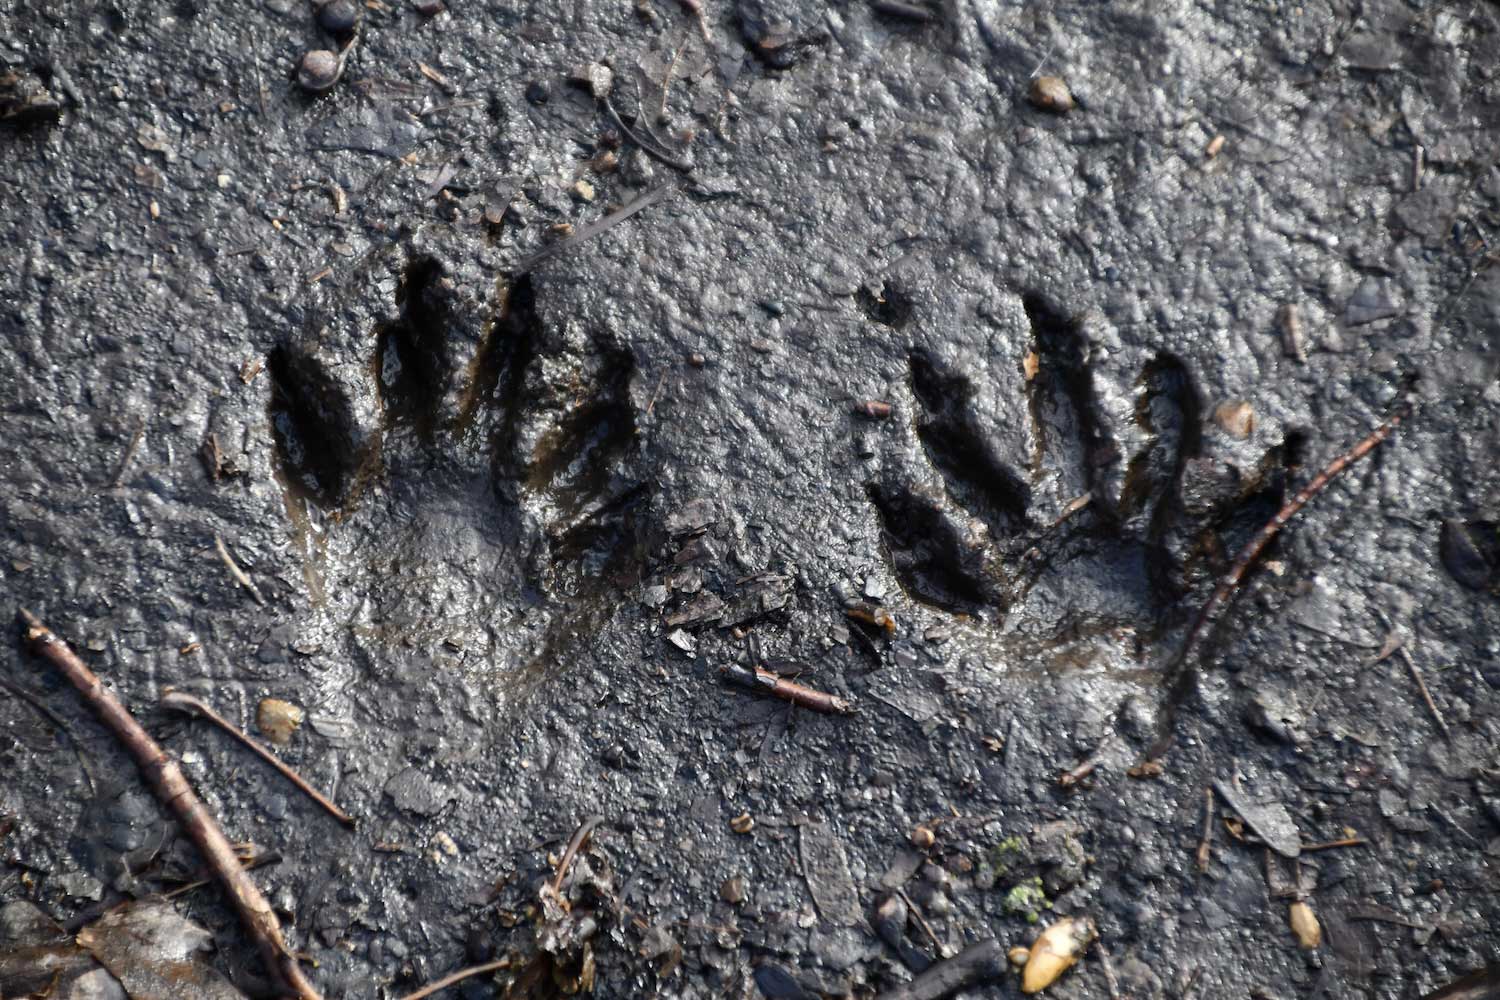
left=525, top=80, right=549, bottom=105
left=431, top=831, right=459, bottom=857
left=720, top=876, right=746, bottom=904
left=1289, top=900, right=1321, bottom=949
left=730, top=813, right=754, bottom=834
left=910, top=824, right=935, bottom=850
left=1028, top=76, right=1075, bottom=114
left=573, top=179, right=596, bottom=202
left=297, top=49, right=343, bottom=92
left=315, top=0, right=360, bottom=35
left=666, top=629, right=696, bottom=656
left=412, top=0, right=444, bottom=13
left=256, top=698, right=304, bottom=745
left=1213, top=399, right=1255, bottom=438
left=1008, top=946, right=1030, bottom=967
left=863, top=577, right=887, bottom=600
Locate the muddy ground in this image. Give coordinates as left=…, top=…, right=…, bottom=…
left=3, top=0, right=1500, bottom=997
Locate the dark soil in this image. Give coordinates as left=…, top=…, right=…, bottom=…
left=3, top=0, right=1499, bottom=997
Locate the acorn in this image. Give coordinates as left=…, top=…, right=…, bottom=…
left=315, top=0, right=360, bottom=36
left=1028, top=76, right=1075, bottom=114
left=1021, top=916, right=1097, bottom=993
left=297, top=39, right=354, bottom=93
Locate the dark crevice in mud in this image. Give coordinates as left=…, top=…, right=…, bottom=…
left=267, top=346, right=362, bottom=511
left=548, top=482, right=651, bottom=599
left=476, top=275, right=541, bottom=497
left=1120, top=354, right=1202, bottom=602
left=376, top=257, right=450, bottom=441
left=1023, top=292, right=1107, bottom=494
left=866, top=482, right=998, bottom=614
left=907, top=350, right=1031, bottom=539
left=528, top=347, right=637, bottom=521
left=856, top=282, right=913, bottom=328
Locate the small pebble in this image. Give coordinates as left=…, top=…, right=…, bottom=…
left=1028, top=75, right=1075, bottom=113
left=257, top=698, right=305, bottom=745
left=720, top=876, right=746, bottom=904
left=1289, top=901, right=1321, bottom=949
left=525, top=80, right=549, bottom=105
left=730, top=813, right=754, bottom=834
left=297, top=49, right=343, bottom=92
left=412, top=0, right=445, bottom=13
left=910, top=824, right=935, bottom=850
left=315, top=0, right=360, bottom=35
left=1213, top=399, right=1255, bottom=438
left=688, top=352, right=706, bottom=367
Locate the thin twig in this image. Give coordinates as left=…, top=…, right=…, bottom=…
left=107, top=418, right=146, bottom=489
left=657, top=32, right=690, bottom=123
left=721, top=663, right=854, bottom=714
left=214, top=534, right=266, bottom=606
left=896, top=886, right=951, bottom=959
left=644, top=369, right=668, bottom=418
left=397, top=958, right=511, bottom=1000
left=550, top=815, right=605, bottom=895
left=1059, top=732, right=1118, bottom=788
left=159, top=689, right=355, bottom=827
left=164, top=847, right=282, bottom=900
left=601, top=97, right=693, bottom=171
left=1146, top=400, right=1412, bottom=762
left=1095, top=938, right=1124, bottom=1000
left=1372, top=609, right=1451, bottom=742
left=1300, top=837, right=1366, bottom=852
left=1179, top=401, right=1411, bottom=666
left=17, top=609, right=321, bottom=1000
left=512, top=184, right=675, bottom=274
left=1196, top=786, right=1214, bottom=872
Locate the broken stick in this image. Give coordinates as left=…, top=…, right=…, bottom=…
left=160, top=689, right=355, bottom=826
left=18, top=608, right=322, bottom=1000
left=1146, top=398, right=1412, bottom=762
left=721, top=662, right=854, bottom=714
left=874, top=938, right=1005, bottom=1000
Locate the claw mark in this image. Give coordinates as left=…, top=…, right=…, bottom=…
left=866, top=482, right=999, bottom=613
left=267, top=345, right=365, bottom=510
left=376, top=258, right=452, bottom=439
left=908, top=350, right=1031, bottom=538
left=1023, top=292, right=1107, bottom=499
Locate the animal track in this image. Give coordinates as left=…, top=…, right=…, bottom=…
left=869, top=290, right=1294, bottom=636
left=265, top=229, right=647, bottom=682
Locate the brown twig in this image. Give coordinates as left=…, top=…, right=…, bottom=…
left=721, top=663, right=854, bottom=714
left=550, top=815, right=605, bottom=895
left=1059, top=733, right=1118, bottom=788
left=396, top=958, right=511, bottom=1000
left=1300, top=837, right=1367, bottom=852
left=17, top=609, right=321, bottom=1000
left=1372, top=609, right=1451, bottom=742
left=214, top=534, right=266, bottom=606
left=1146, top=400, right=1411, bottom=762
left=159, top=689, right=355, bottom=827
left=1178, top=402, right=1410, bottom=666
left=1196, top=786, right=1214, bottom=872
left=896, top=886, right=951, bottom=960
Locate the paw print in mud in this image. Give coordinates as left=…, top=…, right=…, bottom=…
left=263, top=229, right=648, bottom=684
left=866, top=292, right=1294, bottom=636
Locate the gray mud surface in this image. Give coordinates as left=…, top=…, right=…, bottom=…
left=3, top=0, right=1500, bottom=997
